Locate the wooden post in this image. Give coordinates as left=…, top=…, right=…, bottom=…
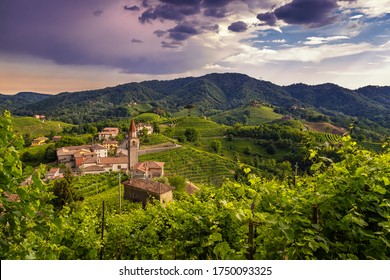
left=100, top=200, right=105, bottom=260
left=118, top=173, right=122, bottom=211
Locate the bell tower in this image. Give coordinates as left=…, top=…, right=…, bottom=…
left=127, top=119, right=139, bottom=173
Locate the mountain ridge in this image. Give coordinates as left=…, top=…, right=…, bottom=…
left=1, top=72, right=388, bottom=131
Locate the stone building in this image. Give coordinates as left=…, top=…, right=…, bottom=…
left=123, top=178, right=173, bottom=206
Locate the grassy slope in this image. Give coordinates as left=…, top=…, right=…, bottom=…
left=305, top=121, right=347, bottom=135
left=210, top=106, right=282, bottom=125
left=191, top=138, right=290, bottom=163
left=162, top=117, right=227, bottom=138
left=12, top=116, right=73, bottom=137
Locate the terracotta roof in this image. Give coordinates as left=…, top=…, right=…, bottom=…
left=99, top=157, right=128, bottom=165
left=91, top=144, right=106, bottom=150
left=57, top=148, right=90, bottom=157
left=84, top=165, right=105, bottom=172
left=102, top=127, right=119, bottom=132
left=134, top=161, right=165, bottom=172
left=124, top=178, right=172, bottom=194
left=103, top=140, right=118, bottom=144
left=83, top=157, right=98, bottom=164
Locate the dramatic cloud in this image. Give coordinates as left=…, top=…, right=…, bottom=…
left=204, top=7, right=228, bottom=18
left=124, top=5, right=140, bottom=11
left=168, top=23, right=201, bottom=41
left=274, top=0, right=339, bottom=27
left=0, top=0, right=388, bottom=93
left=228, top=21, right=248, bottom=33
left=257, top=12, right=278, bottom=26
left=139, top=2, right=201, bottom=23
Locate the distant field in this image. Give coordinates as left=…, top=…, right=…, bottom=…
left=360, top=141, right=384, bottom=153
left=172, top=108, right=203, bottom=117
left=306, top=122, right=346, bottom=135
left=210, top=106, right=282, bottom=125
left=133, top=112, right=161, bottom=123
left=128, top=103, right=154, bottom=115
left=161, top=117, right=227, bottom=138
left=12, top=116, right=73, bottom=137
left=192, top=137, right=290, bottom=163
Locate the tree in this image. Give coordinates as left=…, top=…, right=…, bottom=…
left=184, top=128, right=199, bottom=142
left=210, top=140, right=222, bottom=153
left=51, top=168, right=83, bottom=210
left=168, top=175, right=186, bottom=192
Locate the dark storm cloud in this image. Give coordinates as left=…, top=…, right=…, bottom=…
left=124, top=5, right=140, bottom=11
left=202, top=0, right=233, bottom=8
left=274, top=0, right=339, bottom=27
left=160, top=0, right=202, bottom=5
left=153, top=30, right=168, bottom=37
left=257, top=12, right=277, bottom=26
left=168, top=23, right=201, bottom=41
left=228, top=21, right=248, bottom=33
left=204, top=7, right=228, bottom=18
left=201, top=24, right=219, bottom=32
left=139, top=3, right=201, bottom=23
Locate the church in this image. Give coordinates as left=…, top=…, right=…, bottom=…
left=126, top=119, right=165, bottom=179
left=123, top=119, right=172, bottom=205
left=78, top=119, right=165, bottom=178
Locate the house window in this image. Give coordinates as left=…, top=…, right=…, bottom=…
left=118, top=165, right=121, bottom=170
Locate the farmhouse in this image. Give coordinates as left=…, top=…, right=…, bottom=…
left=98, top=127, right=119, bottom=140
left=123, top=178, right=173, bottom=206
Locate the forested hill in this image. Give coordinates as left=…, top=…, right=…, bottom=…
left=0, top=92, right=49, bottom=111
left=3, top=73, right=390, bottom=127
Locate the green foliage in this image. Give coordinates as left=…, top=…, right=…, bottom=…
left=2, top=110, right=390, bottom=260
left=11, top=116, right=73, bottom=138
left=184, top=128, right=199, bottom=142
left=20, top=144, right=57, bottom=167
left=140, top=146, right=236, bottom=185
left=162, top=117, right=226, bottom=138
left=51, top=168, right=83, bottom=210
left=168, top=175, right=186, bottom=192
left=210, top=139, right=222, bottom=153
left=55, top=134, right=93, bottom=148
left=211, top=106, right=282, bottom=126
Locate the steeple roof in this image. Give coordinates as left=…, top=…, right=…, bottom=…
left=130, top=119, right=136, bottom=133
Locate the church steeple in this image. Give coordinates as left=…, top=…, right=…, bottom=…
left=127, top=119, right=139, bottom=174
left=129, top=119, right=137, bottom=139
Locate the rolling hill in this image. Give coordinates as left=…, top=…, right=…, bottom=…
left=3, top=73, right=389, bottom=133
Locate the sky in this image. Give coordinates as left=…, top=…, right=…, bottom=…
left=0, top=0, right=389, bottom=94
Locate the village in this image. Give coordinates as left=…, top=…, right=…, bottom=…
left=39, top=119, right=176, bottom=205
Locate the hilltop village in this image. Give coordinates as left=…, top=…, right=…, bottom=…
left=46, top=120, right=174, bottom=204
